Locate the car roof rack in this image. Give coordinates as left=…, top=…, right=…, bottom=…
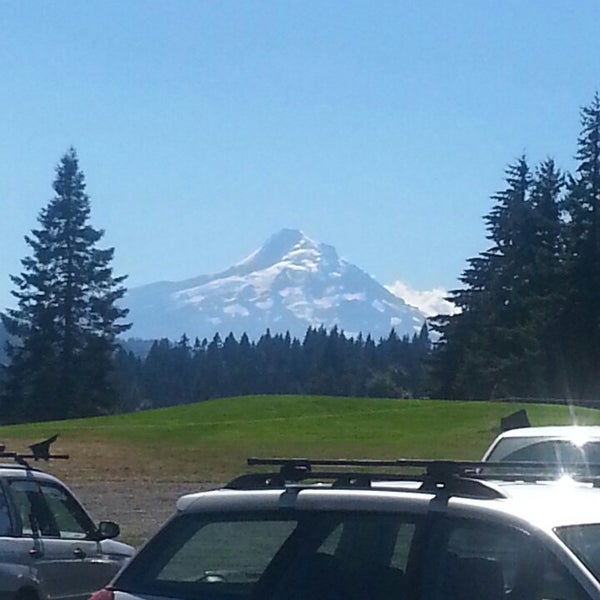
left=225, top=457, right=600, bottom=499
left=0, top=435, right=68, bottom=469
left=226, top=457, right=508, bottom=499
left=475, top=460, right=600, bottom=485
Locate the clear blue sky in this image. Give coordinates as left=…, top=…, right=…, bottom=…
left=2, top=1, right=600, bottom=310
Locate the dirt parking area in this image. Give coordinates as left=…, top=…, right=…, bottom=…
left=29, top=438, right=227, bottom=548
left=68, top=479, right=222, bottom=547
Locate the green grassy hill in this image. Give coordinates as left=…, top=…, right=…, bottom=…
left=0, top=395, right=598, bottom=482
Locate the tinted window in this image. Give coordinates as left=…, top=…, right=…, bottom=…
left=116, top=510, right=422, bottom=600
left=487, top=439, right=600, bottom=464
left=556, top=523, right=600, bottom=585
left=39, top=482, right=94, bottom=539
left=9, top=480, right=94, bottom=539
left=158, top=518, right=296, bottom=583
left=10, top=480, right=58, bottom=536
left=433, top=518, right=590, bottom=600
left=0, top=485, right=11, bottom=535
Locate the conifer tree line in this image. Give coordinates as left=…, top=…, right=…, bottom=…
left=0, top=147, right=432, bottom=423
left=431, top=93, right=600, bottom=403
left=113, top=326, right=431, bottom=411
left=2, top=93, right=600, bottom=423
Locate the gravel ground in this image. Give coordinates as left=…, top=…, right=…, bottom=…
left=68, top=479, right=222, bottom=547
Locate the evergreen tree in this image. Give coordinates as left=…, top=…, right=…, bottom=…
left=237, top=332, right=258, bottom=394
left=102, top=324, right=434, bottom=405
left=433, top=153, right=567, bottom=400
left=1, top=149, right=130, bottom=421
left=433, top=157, right=557, bottom=398
left=562, top=94, right=600, bottom=398
left=525, top=159, right=566, bottom=395
left=483, top=157, right=565, bottom=398
left=112, top=346, right=144, bottom=412
left=409, top=323, right=431, bottom=397
left=202, top=333, right=225, bottom=398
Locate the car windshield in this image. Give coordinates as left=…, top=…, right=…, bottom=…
left=555, top=524, right=600, bottom=582
left=114, top=510, right=421, bottom=600
left=486, top=439, right=600, bottom=464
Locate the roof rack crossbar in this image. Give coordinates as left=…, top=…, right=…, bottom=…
left=228, top=465, right=508, bottom=499
left=234, top=457, right=600, bottom=497
left=0, top=435, right=68, bottom=468
left=248, top=457, right=600, bottom=475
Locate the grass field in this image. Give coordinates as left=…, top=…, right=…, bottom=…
left=1, top=395, right=599, bottom=482
left=1, top=395, right=598, bottom=545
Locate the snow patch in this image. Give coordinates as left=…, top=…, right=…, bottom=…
left=223, top=304, right=249, bottom=317
left=314, top=297, right=336, bottom=309
left=372, top=300, right=385, bottom=312
left=344, top=293, right=365, bottom=301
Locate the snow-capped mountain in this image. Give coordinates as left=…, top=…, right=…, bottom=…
left=124, top=229, right=426, bottom=341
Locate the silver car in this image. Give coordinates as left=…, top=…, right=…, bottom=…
left=91, top=457, right=600, bottom=600
left=0, top=444, right=134, bottom=600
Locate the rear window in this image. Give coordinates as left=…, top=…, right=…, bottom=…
left=486, top=439, right=600, bottom=464
left=115, top=510, right=422, bottom=600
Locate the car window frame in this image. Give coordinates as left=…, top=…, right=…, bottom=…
left=423, top=513, right=593, bottom=600
left=114, top=508, right=429, bottom=599
left=7, top=477, right=97, bottom=540
left=0, top=480, right=15, bottom=536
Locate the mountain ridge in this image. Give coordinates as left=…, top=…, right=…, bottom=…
left=124, top=229, right=426, bottom=341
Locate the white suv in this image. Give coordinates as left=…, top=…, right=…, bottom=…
left=482, top=425, right=600, bottom=463
left=91, top=456, right=600, bottom=600
left=0, top=438, right=134, bottom=600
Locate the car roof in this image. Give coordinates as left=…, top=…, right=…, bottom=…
left=495, top=479, right=600, bottom=527
left=175, top=477, right=600, bottom=533
left=494, top=425, right=600, bottom=440
left=0, top=462, right=65, bottom=481
left=174, top=457, right=600, bottom=534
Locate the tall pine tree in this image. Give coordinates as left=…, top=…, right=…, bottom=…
left=562, top=94, right=600, bottom=398
left=2, top=148, right=130, bottom=421
left=432, top=157, right=564, bottom=399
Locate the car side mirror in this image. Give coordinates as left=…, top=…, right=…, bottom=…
left=97, top=520, right=120, bottom=540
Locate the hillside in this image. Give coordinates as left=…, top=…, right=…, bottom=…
left=2, top=395, right=598, bottom=545
left=2, top=395, right=598, bottom=481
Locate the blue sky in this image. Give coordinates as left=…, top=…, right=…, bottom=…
left=2, top=1, right=600, bottom=312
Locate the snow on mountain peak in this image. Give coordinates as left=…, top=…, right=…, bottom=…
left=235, top=228, right=328, bottom=273
left=125, top=229, right=427, bottom=341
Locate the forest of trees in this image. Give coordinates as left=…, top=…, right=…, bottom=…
left=2, top=94, right=600, bottom=422
left=113, top=326, right=431, bottom=411
left=431, top=94, right=600, bottom=402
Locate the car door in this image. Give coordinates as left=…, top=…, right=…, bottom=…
left=38, top=481, right=119, bottom=596
left=7, top=477, right=114, bottom=600
left=8, top=478, right=78, bottom=600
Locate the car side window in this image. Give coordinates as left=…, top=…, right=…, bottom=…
left=539, top=550, right=592, bottom=600
left=9, top=480, right=94, bottom=539
left=38, top=482, right=94, bottom=539
left=436, top=518, right=591, bottom=600
left=313, top=513, right=418, bottom=600
left=0, top=485, right=12, bottom=535
left=9, top=480, right=58, bottom=537
left=153, top=517, right=297, bottom=584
